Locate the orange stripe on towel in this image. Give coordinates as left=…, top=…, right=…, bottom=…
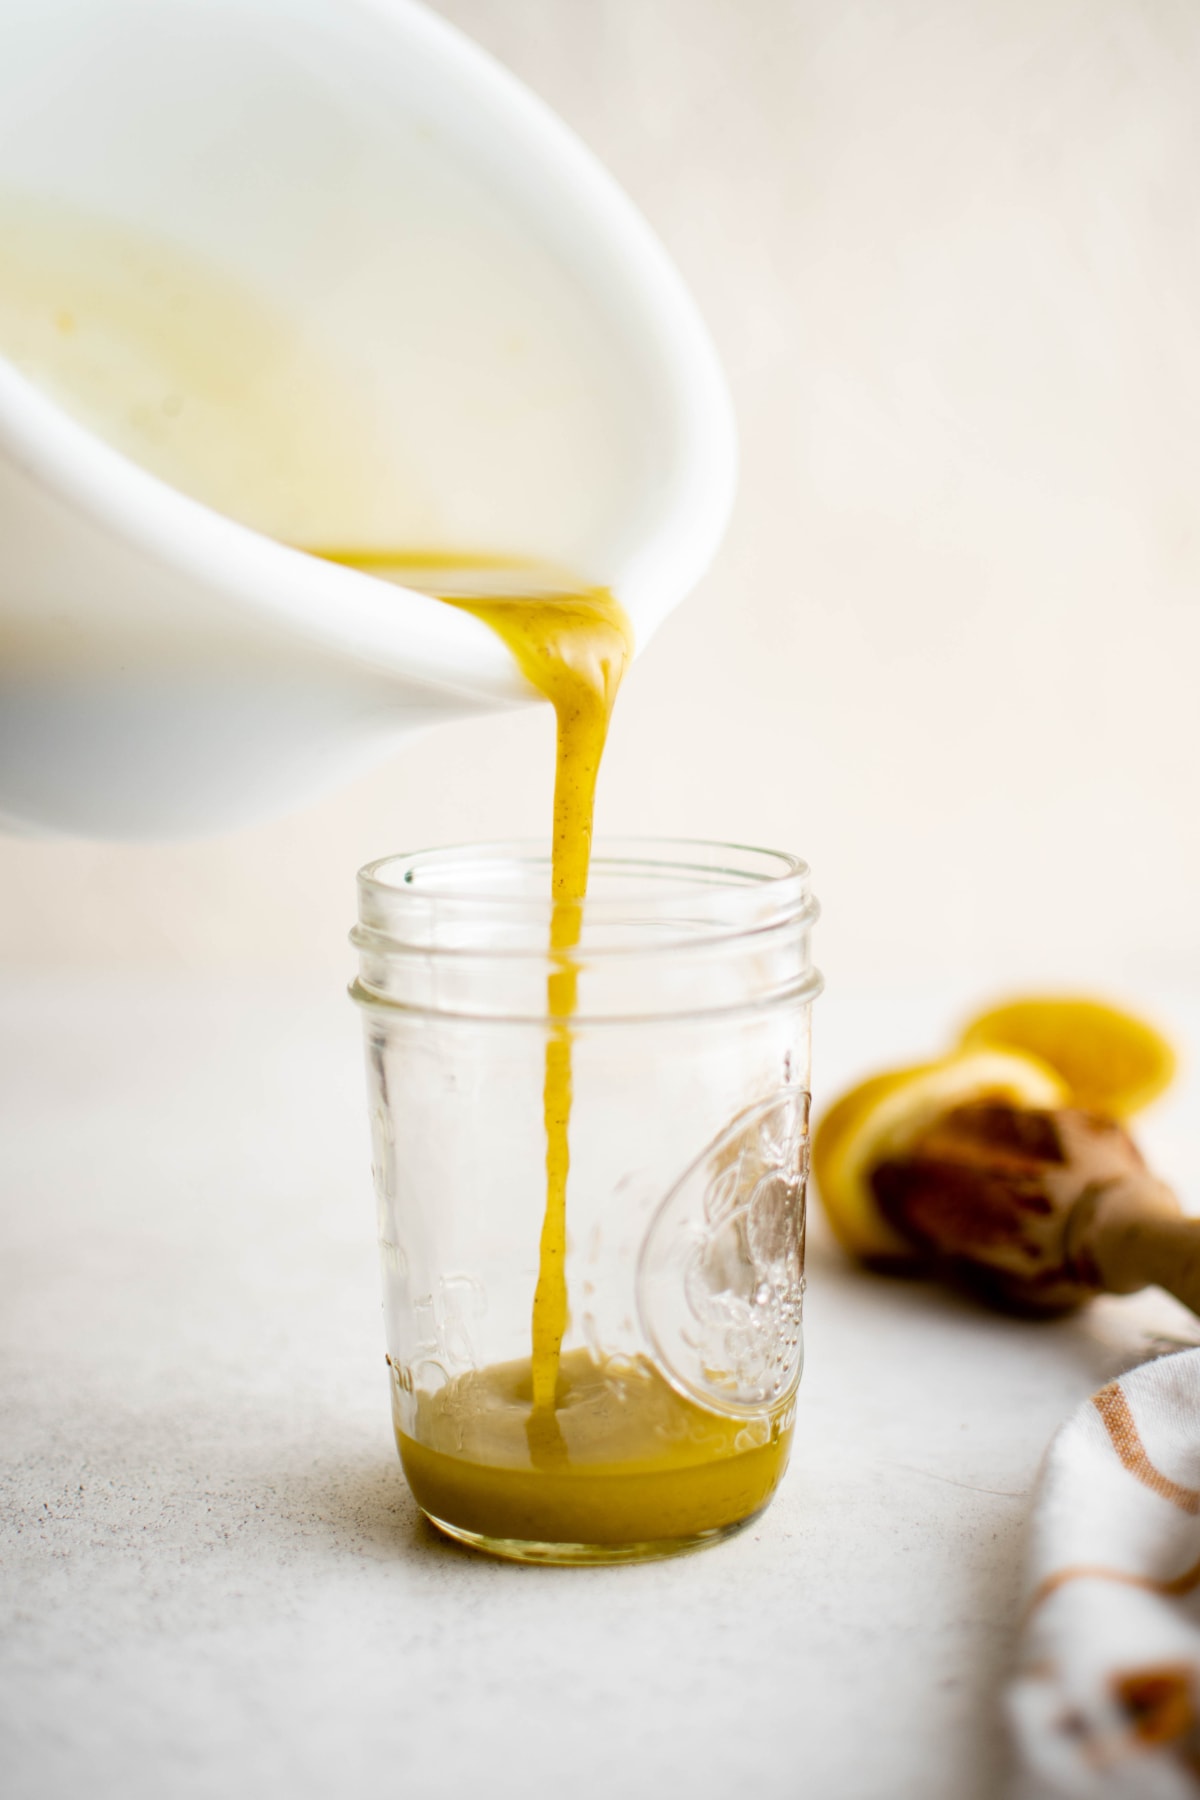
left=1093, top=1384, right=1200, bottom=1514
left=1024, top=1553, right=1200, bottom=1624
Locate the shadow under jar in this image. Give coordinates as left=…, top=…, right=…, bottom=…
left=351, top=838, right=821, bottom=1564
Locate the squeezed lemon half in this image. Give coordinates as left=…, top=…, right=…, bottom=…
left=813, top=992, right=1178, bottom=1264
left=957, top=995, right=1176, bottom=1119
left=812, top=1049, right=1068, bottom=1262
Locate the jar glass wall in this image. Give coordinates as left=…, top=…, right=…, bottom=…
left=351, top=839, right=821, bottom=1563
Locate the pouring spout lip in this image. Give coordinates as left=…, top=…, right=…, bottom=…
left=0, top=355, right=536, bottom=704
left=0, top=0, right=738, bottom=691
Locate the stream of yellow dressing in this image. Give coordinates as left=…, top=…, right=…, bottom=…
left=440, top=579, right=631, bottom=1468
left=315, top=552, right=629, bottom=1451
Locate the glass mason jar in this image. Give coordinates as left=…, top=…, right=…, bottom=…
left=351, top=838, right=821, bottom=1564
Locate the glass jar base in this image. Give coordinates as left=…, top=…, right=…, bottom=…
left=420, top=1507, right=762, bottom=1565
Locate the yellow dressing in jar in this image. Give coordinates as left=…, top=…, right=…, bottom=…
left=400, top=1351, right=792, bottom=1556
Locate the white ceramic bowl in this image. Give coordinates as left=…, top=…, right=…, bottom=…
left=0, top=0, right=736, bottom=837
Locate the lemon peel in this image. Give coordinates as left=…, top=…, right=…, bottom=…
left=958, top=995, right=1176, bottom=1118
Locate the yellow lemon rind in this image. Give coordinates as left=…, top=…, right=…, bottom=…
left=958, top=994, right=1176, bottom=1118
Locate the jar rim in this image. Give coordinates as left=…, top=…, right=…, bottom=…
left=358, top=836, right=811, bottom=911
left=352, top=837, right=820, bottom=1021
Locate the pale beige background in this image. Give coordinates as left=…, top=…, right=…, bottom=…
left=3, top=0, right=1198, bottom=994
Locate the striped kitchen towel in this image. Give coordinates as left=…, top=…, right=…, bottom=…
left=1010, top=1349, right=1200, bottom=1798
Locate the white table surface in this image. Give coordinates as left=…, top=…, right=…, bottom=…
left=3, top=974, right=1197, bottom=1800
